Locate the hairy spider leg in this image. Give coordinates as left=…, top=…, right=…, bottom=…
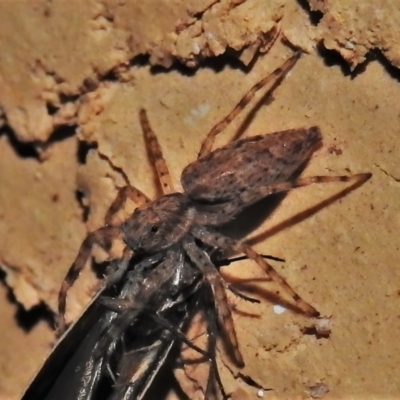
left=57, top=225, right=120, bottom=333
left=139, top=109, right=175, bottom=195
left=233, top=173, right=372, bottom=211
left=198, top=51, right=301, bottom=158
left=105, top=108, right=174, bottom=225
left=203, top=283, right=229, bottom=400
left=240, top=244, right=319, bottom=316
left=183, top=238, right=245, bottom=367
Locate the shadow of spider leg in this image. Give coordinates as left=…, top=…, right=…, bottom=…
left=183, top=238, right=245, bottom=368
left=198, top=51, right=301, bottom=158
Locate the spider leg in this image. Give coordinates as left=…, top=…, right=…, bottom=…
left=183, top=238, right=244, bottom=367
left=57, top=225, right=120, bottom=333
left=139, top=109, right=175, bottom=195
left=191, top=225, right=319, bottom=317
left=208, top=172, right=372, bottom=227
left=198, top=52, right=302, bottom=158
left=239, top=244, right=319, bottom=316
left=237, top=172, right=372, bottom=205
left=203, top=284, right=229, bottom=400
left=105, top=185, right=150, bottom=225
left=105, top=107, right=175, bottom=225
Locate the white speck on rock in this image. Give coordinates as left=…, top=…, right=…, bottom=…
left=273, top=304, right=287, bottom=314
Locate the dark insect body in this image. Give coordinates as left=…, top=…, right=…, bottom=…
left=23, top=51, right=371, bottom=400
left=23, top=249, right=264, bottom=399
left=23, top=251, right=206, bottom=399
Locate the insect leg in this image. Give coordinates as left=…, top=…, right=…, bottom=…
left=57, top=225, right=120, bottom=333
left=215, top=253, right=285, bottom=266
left=191, top=225, right=319, bottom=317
left=139, top=109, right=175, bottom=194
left=183, top=238, right=245, bottom=367
left=103, top=246, right=133, bottom=287
left=93, top=308, right=141, bottom=360
left=227, top=285, right=260, bottom=304
left=198, top=52, right=301, bottom=158
left=150, top=313, right=210, bottom=359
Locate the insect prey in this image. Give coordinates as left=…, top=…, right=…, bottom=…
left=36, top=50, right=371, bottom=399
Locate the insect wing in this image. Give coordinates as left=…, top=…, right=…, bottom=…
left=110, top=320, right=181, bottom=400
left=110, top=260, right=202, bottom=399
left=21, top=254, right=159, bottom=400
left=22, top=250, right=202, bottom=400
left=22, top=297, right=112, bottom=400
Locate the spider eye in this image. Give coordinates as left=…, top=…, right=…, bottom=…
left=150, top=225, right=159, bottom=233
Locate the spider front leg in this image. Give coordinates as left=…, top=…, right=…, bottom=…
left=57, top=225, right=120, bottom=333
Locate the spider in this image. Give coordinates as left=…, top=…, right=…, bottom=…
left=57, top=51, right=371, bottom=374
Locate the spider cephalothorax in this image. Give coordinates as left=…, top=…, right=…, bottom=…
left=121, top=193, right=195, bottom=254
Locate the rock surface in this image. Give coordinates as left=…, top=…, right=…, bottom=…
left=0, top=1, right=399, bottom=399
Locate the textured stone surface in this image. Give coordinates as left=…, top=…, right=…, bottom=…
left=309, top=0, right=400, bottom=69
left=0, top=0, right=399, bottom=399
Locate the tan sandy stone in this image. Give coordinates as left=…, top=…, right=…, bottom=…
left=0, top=1, right=399, bottom=399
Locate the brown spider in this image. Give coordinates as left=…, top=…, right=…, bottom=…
left=57, top=51, right=371, bottom=370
